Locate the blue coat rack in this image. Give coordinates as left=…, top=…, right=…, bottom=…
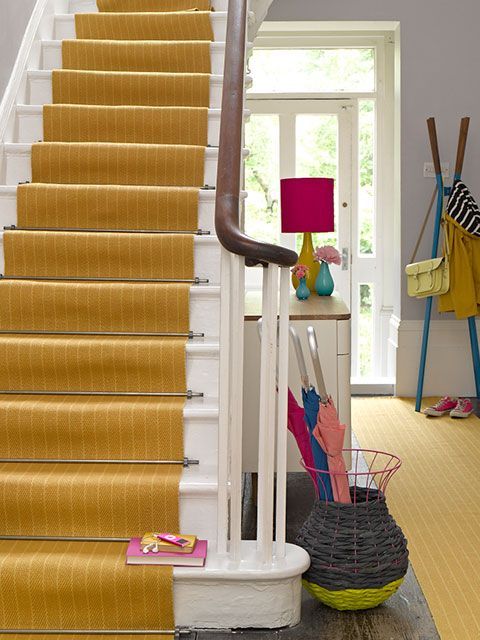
left=415, top=117, right=480, bottom=411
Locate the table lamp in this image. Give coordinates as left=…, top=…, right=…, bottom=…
left=281, top=177, right=335, bottom=292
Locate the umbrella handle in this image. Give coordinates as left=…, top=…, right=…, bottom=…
left=289, top=326, right=310, bottom=389
left=307, top=326, right=328, bottom=403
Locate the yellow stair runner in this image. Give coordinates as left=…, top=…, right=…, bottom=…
left=0, top=0, right=215, bottom=635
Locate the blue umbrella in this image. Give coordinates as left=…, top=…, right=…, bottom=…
left=302, top=387, right=334, bottom=501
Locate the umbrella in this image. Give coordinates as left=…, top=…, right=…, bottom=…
left=302, top=386, right=334, bottom=501
left=313, top=396, right=351, bottom=504
left=287, top=388, right=316, bottom=484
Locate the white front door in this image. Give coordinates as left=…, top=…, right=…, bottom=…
left=245, top=98, right=355, bottom=311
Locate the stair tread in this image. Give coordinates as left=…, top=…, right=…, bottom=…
left=27, top=68, right=225, bottom=80
left=0, top=636, right=172, bottom=639
left=17, top=103, right=221, bottom=113
left=0, top=334, right=190, bottom=393
left=0, top=461, right=181, bottom=538
left=0, top=395, right=187, bottom=461
left=3, top=229, right=197, bottom=279
left=0, top=460, right=218, bottom=488
left=43, top=38, right=227, bottom=46
left=0, top=539, right=175, bottom=629
left=0, top=461, right=217, bottom=538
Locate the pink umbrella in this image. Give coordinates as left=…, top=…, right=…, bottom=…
left=313, top=396, right=351, bottom=504
left=287, top=389, right=316, bottom=483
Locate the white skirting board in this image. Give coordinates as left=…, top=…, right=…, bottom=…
left=391, top=315, right=480, bottom=397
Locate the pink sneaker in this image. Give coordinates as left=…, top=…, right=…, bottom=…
left=450, top=397, right=474, bottom=418
left=424, top=396, right=458, bottom=416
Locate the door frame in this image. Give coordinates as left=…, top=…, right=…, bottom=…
left=245, top=28, right=397, bottom=382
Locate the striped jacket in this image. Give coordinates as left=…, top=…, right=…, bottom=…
left=447, top=180, right=480, bottom=236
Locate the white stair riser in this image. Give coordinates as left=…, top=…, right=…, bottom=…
left=190, top=288, right=220, bottom=337
left=180, top=492, right=217, bottom=542
left=70, top=0, right=228, bottom=11
left=184, top=414, right=218, bottom=466
left=42, top=41, right=227, bottom=75
left=186, top=343, right=219, bottom=398
left=54, top=13, right=228, bottom=42
left=2, top=144, right=242, bottom=188
left=0, top=185, right=247, bottom=234
left=26, top=71, right=227, bottom=109
left=0, top=233, right=221, bottom=287
left=13, top=106, right=249, bottom=147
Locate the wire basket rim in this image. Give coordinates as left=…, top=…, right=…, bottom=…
left=300, top=448, right=402, bottom=477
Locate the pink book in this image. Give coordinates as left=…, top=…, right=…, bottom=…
left=126, top=538, right=207, bottom=567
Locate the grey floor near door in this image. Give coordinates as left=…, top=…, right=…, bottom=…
left=195, top=473, right=440, bottom=640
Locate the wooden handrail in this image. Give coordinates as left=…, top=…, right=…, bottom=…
left=215, top=0, right=298, bottom=268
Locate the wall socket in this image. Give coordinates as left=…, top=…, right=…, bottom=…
left=423, top=162, right=450, bottom=178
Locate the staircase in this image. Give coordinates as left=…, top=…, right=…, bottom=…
left=0, top=0, right=309, bottom=634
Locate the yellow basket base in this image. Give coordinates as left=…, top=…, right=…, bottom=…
left=303, top=577, right=405, bottom=611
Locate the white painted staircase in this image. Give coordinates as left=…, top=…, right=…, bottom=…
left=0, top=0, right=309, bottom=632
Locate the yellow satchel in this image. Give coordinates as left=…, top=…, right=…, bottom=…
left=405, top=254, right=449, bottom=298
left=405, top=188, right=450, bottom=298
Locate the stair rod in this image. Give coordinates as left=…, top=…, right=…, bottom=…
left=0, top=275, right=209, bottom=284
left=0, top=457, right=199, bottom=466
left=0, top=630, right=186, bottom=637
left=0, top=390, right=203, bottom=398
left=4, top=225, right=211, bottom=235
left=0, top=330, right=204, bottom=338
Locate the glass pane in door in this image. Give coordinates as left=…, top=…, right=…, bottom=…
left=249, top=49, right=375, bottom=93
left=358, top=100, right=375, bottom=256
left=359, top=283, right=374, bottom=376
left=245, top=114, right=280, bottom=245
left=295, top=114, right=338, bottom=252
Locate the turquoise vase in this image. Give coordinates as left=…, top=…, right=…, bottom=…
left=315, top=262, right=334, bottom=296
left=296, top=276, right=310, bottom=301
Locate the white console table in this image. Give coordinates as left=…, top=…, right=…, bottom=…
left=242, top=291, right=352, bottom=472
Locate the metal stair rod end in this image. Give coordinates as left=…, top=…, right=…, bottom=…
left=183, top=457, right=200, bottom=467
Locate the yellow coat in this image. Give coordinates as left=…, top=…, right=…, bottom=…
left=438, top=214, right=480, bottom=318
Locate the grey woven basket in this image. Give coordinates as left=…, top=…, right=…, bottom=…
left=295, top=487, right=409, bottom=592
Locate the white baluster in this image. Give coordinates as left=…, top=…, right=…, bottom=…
left=275, top=266, right=290, bottom=560
left=256, top=263, right=279, bottom=564
left=216, top=247, right=231, bottom=555
left=229, top=252, right=246, bottom=561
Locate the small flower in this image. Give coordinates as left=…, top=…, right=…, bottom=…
left=313, top=245, right=341, bottom=265
left=291, top=263, right=309, bottom=279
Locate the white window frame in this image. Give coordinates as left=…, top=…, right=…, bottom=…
left=244, top=23, right=397, bottom=381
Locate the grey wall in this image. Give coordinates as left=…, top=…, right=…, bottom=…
left=267, top=0, right=480, bottom=320
left=0, top=0, right=37, bottom=100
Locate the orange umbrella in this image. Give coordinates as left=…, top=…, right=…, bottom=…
left=313, top=396, right=351, bottom=503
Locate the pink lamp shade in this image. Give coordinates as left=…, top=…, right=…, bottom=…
left=281, top=177, right=334, bottom=233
